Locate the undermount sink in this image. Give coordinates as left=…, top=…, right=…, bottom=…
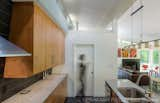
left=118, top=87, right=153, bottom=103
left=118, top=87, right=145, bottom=98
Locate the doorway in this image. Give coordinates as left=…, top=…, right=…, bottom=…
left=73, top=44, right=95, bottom=97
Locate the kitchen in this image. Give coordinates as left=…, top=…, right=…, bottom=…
left=106, top=0, right=160, bottom=102
left=0, top=0, right=160, bottom=103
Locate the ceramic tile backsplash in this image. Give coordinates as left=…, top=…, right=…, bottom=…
left=0, top=0, right=50, bottom=102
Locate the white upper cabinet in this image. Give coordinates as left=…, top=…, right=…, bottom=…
left=118, top=0, right=160, bottom=42
left=118, top=8, right=132, bottom=41
left=142, top=0, right=160, bottom=41
left=132, top=0, right=143, bottom=42
left=132, top=10, right=142, bottom=43
left=118, top=0, right=142, bottom=42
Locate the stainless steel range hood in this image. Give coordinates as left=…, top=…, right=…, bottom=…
left=0, top=36, right=31, bottom=57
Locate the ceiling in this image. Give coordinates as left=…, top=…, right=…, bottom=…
left=12, top=0, right=134, bottom=31
left=61, top=0, right=134, bottom=31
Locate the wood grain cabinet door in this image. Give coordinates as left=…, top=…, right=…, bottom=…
left=33, top=5, right=46, bottom=74
left=45, top=20, right=55, bottom=69
left=58, top=31, right=65, bottom=65
left=4, top=2, right=65, bottom=78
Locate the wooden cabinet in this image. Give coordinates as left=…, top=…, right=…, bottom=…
left=4, top=2, right=65, bottom=78
left=111, top=91, right=122, bottom=103
left=44, top=77, right=67, bottom=103
left=105, top=83, right=122, bottom=103
left=45, top=12, right=56, bottom=69
left=33, top=4, right=46, bottom=74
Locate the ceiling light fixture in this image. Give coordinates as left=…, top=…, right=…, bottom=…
left=78, top=27, right=89, bottom=31
left=69, top=14, right=77, bottom=22
left=105, top=26, right=113, bottom=31
left=63, top=0, right=74, bottom=3
left=105, top=22, right=113, bottom=31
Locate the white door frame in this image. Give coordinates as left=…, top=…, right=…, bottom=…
left=73, top=43, right=95, bottom=97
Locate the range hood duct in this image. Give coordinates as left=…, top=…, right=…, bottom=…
left=0, top=36, right=31, bottom=57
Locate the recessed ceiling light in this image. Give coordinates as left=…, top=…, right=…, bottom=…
left=69, top=14, right=77, bottom=22
left=105, top=22, right=113, bottom=31
left=79, top=27, right=89, bottom=31
left=105, top=26, right=113, bottom=31
left=121, top=40, right=131, bottom=44
left=63, top=0, right=74, bottom=2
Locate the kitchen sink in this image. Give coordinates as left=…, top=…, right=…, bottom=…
left=118, top=87, right=145, bottom=98
left=118, top=87, right=153, bottom=103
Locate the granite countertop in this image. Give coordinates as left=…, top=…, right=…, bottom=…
left=106, top=79, right=160, bottom=103
left=105, top=79, right=147, bottom=103
left=2, top=74, right=67, bottom=103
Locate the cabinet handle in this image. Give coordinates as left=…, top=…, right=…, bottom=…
left=131, top=5, right=144, bottom=16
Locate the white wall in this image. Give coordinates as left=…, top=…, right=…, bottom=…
left=65, top=31, right=118, bottom=97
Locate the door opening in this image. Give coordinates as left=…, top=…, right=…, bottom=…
left=73, top=44, right=95, bottom=97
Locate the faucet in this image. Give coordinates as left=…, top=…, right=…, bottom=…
left=136, top=74, right=152, bottom=97
left=136, top=74, right=151, bottom=86
left=145, top=90, right=152, bottom=97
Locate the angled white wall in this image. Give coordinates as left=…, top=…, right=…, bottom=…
left=36, top=0, right=69, bottom=32
left=65, top=31, right=118, bottom=97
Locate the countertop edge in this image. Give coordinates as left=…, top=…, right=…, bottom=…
left=2, top=74, right=67, bottom=103
left=105, top=79, right=146, bottom=103
left=105, top=80, right=128, bottom=103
